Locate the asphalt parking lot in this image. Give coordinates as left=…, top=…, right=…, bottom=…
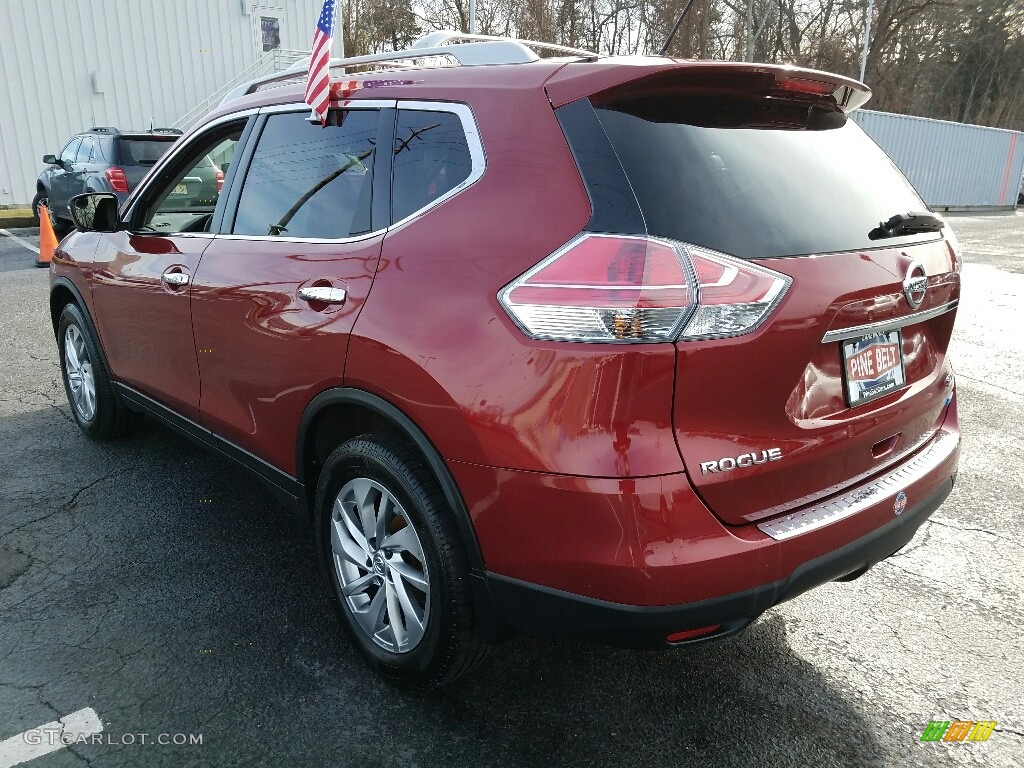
left=1, top=214, right=1022, bottom=767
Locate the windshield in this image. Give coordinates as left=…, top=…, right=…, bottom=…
left=595, top=104, right=938, bottom=259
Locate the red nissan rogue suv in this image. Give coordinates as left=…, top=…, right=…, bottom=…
left=49, top=32, right=961, bottom=688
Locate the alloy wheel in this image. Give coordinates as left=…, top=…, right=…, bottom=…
left=64, top=325, right=96, bottom=422
left=330, top=477, right=430, bottom=654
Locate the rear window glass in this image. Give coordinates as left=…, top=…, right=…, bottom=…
left=117, top=138, right=175, bottom=166
left=594, top=104, right=937, bottom=259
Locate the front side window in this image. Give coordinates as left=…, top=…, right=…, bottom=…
left=391, top=110, right=472, bottom=222
left=233, top=110, right=379, bottom=239
left=135, top=126, right=241, bottom=234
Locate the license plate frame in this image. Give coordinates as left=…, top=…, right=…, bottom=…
left=841, top=329, right=907, bottom=407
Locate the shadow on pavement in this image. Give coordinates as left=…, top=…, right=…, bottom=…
left=0, top=407, right=883, bottom=767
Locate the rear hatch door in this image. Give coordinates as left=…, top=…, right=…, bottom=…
left=563, top=64, right=960, bottom=525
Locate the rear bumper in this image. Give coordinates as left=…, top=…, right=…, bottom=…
left=457, top=403, right=959, bottom=647
left=479, top=477, right=951, bottom=648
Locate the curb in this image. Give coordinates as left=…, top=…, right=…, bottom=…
left=0, top=213, right=37, bottom=228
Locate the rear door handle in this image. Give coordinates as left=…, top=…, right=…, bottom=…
left=162, top=271, right=189, bottom=286
left=298, top=286, right=347, bottom=305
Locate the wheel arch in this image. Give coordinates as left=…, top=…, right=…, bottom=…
left=297, top=387, right=485, bottom=572
left=50, top=277, right=93, bottom=338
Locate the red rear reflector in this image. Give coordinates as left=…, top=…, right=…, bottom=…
left=667, top=625, right=721, bottom=643
left=775, top=77, right=836, bottom=96
left=104, top=166, right=128, bottom=193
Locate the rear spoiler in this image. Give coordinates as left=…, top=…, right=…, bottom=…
left=546, top=59, right=871, bottom=127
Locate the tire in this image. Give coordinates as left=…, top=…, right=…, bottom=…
left=57, top=303, right=136, bottom=439
left=315, top=434, right=492, bottom=688
left=31, top=192, right=45, bottom=225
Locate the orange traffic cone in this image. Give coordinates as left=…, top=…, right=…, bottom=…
left=36, top=202, right=57, bottom=268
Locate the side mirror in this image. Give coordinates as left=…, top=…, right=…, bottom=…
left=43, top=154, right=59, bottom=165
left=69, top=193, right=120, bottom=233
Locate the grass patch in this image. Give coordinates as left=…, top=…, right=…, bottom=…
left=0, top=208, right=36, bottom=227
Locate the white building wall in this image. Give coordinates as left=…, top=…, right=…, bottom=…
left=0, top=0, right=319, bottom=206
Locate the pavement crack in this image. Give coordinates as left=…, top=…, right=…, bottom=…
left=954, top=373, right=1024, bottom=397
left=0, top=468, right=136, bottom=539
left=927, top=518, right=1023, bottom=548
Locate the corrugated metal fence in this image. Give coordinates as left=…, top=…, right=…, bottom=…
left=852, top=109, right=1024, bottom=210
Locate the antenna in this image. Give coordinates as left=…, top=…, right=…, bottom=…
left=659, top=0, right=696, bottom=56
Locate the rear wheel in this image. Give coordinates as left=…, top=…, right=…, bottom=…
left=57, top=303, right=136, bottom=439
left=315, top=435, right=491, bottom=688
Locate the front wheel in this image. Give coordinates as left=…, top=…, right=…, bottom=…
left=57, top=303, right=136, bottom=439
left=31, top=192, right=45, bottom=225
left=315, top=435, right=492, bottom=688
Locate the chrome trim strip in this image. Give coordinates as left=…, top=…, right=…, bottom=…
left=214, top=231, right=383, bottom=245
left=821, top=300, right=959, bottom=343
left=756, top=429, right=958, bottom=541
left=258, top=99, right=397, bottom=114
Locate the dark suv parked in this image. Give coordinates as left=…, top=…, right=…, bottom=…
left=34, top=127, right=201, bottom=233
left=49, top=33, right=961, bottom=688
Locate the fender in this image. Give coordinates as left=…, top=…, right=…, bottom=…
left=297, top=387, right=485, bottom=572
left=50, top=275, right=102, bottom=349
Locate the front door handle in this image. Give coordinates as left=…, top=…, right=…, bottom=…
left=162, top=271, right=189, bottom=287
left=298, top=286, right=347, bottom=305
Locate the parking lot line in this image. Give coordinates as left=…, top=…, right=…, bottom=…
left=0, top=229, right=39, bottom=255
left=0, top=707, right=103, bottom=768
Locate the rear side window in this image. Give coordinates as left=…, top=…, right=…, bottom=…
left=117, top=138, right=175, bottom=166
left=579, top=102, right=935, bottom=259
left=233, top=110, right=378, bottom=239
left=392, top=110, right=472, bottom=223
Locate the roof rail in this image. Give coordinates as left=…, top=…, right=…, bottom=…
left=219, top=31, right=598, bottom=108
left=88, top=126, right=120, bottom=134
left=410, top=31, right=597, bottom=59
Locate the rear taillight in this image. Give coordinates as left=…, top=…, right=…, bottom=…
left=215, top=168, right=225, bottom=192
left=678, top=244, right=791, bottom=340
left=944, top=227, right=962, bottom=273
left=104, top=167, right=128, bottom=193
left=498, top=234, right=790, bottom=343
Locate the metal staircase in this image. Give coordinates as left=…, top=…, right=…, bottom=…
left=172, top=48, right=309, bottom=131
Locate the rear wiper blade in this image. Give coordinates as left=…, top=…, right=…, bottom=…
left=869, top=211, right=944, bottom=240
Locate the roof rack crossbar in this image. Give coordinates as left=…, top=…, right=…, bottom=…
left=219, top=32, right=598, bottom=108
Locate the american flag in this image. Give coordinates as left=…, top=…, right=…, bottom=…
left=304, top=0, right=336, bottom=125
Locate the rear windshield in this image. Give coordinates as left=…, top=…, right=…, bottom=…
left=593, top=104, right=937, bottom=259
left=117, top=137, right=175, bottom=166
